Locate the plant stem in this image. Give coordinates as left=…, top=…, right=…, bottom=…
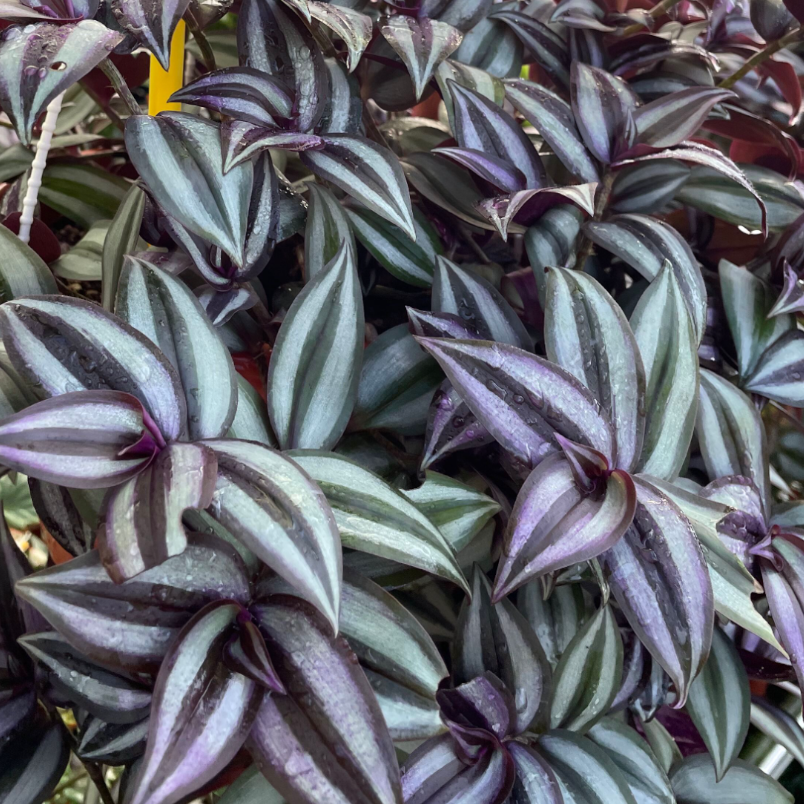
left=187, top=20, right=216, bottom=73
left=100, top=58, right=141, bottom=117
left=621, top=0, right=684, bottom=36
left=718, top=27, right=804, bottom=89
left=18, top=91, right=64, bottom=244
left=82, top=762, right=116, bottom=804
left=574, top=171, right=614, bottom=270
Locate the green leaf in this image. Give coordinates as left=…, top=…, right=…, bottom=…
left=218, top=767, right=286, bottom=804
left=102, top=184, right=146, bottom=312
left=550, top=604, right=623, bottom=733
left=304, top=182, right=355, bottom=281
left=0, top=222, right=57, bottom=300
left=52, top=221, right=110, bottom=281
left=750, top=697, right=804, bottom=768
left=40, top=164, right=129, bottom=228
left=686, top=627, right=750, bottom=781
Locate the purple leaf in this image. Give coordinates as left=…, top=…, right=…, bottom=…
left=633, top=88, right=736, bottom=149
left=300, top=135, right=416, bottom=239
left=769, top=262, right=804, bottom=317
left=433, top=256, right=533, bottom=350
left=0, top=390, right=158, bottom=488
left=612, top=141, right=768, bottom=236
left=267, top=241, right=364, bottom=451
left=222, top=120, right=324, bottom=173
left=408, top=309, right=480, bottom=342
left=415, top=338, right=614, bottom=472
left=477, top=183, right=597, bottom=242
left=0, top=687, right=36, bottom=748
left=454, top=566, right=552, bottom=734
left=224, top=616, right=286, bottom=694
left=77, top=716, right=149, bottom=765
left=110, top=0, right=188, bottom=70
left=487, top=9, right=570, bottom=89
left=18, top=632, right=152, bottom=724
left=381, top=16, right=463, bottom=100
left=571, top=63, right=638, bottom=165
left=494, top=452, right=636, bottom=599
left=127, top=601, right=262, bottom=804
left=168, top=67, right=295, bottom=127
left=117, top=256, right=238, bottom=441
left=0, top=21, right=123, bottom=145
left=236, top=0, right=326, bottom=133
left=432, top=147, right=526, bottom=194
left=0, top=295, right=186, bottom=442
left=249, top=595, right=402, bottom=804
left=545, top=266, right=646, bottom=472
left=14, top=534, right=250, bottom=672
left=203, top=439, right=342, bottom=633
left=600, top=477, right=714, bottom=708
left=504, top=78, right=600, bottom=183
left=29, top=480, right=94, bottom=557
left=438, top=672, right=516, bottom=742
left=449, top=81, right=547, bottom=191
left=125, top=113, right=253, bottom=270
left=97, top=442, right=218, bottom=583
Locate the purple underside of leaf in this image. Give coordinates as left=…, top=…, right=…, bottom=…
left=493, top=453, right=636, bottom=600
left=222, top=119, right=325, bottom=173
left=0, top=390, right=157, bottom=488
left=432, top=147, right=526, bottom=194
left=769, top=262, right=804, bottom=317
left=415, top=337, right=614, bottom=472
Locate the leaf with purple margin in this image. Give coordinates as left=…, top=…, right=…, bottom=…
left=222, top=120, right=324, bottom=173
left=696, top=369, right=771, bottom=517
left=631, top=261, right=699, bottom=481
left=169, top=67, right=293, bottom=127
left=110, top=0, right=188, bottom=70
left=587, top=717, right=674, bottom=804
left=571, top=63, right=638, bottom=165
left=0, top=21, right=122, bottom=145
left=347, top=204, right=441, bottom=289
left=0, top=716, right=70, bottom=804
left=116, top=257, right=238, bottom=440
left=670, top=755, right=792, bottom=804
left=504, top=78, right=599, bottom=183
left=353, top=324, right=443, bottom=436
left=203, top=439, right=341, bottom=632
left=0, top=390, right=157, bottom=488
left=237, top=0, right=325, bottom=133
left=0, top=295, right=186, bottom=441
left=524, top=206, right=583, bottom=306
left=301, top=135, right=416, bottom=239
left=744, top=329, right=804, bottom=407
left=382, top=16, right=462, bottom=101
left=685, top=626, right=749, bottom=782
left=454, top=565, right=552, bottom=734
left=769, top=262, right=804, bottom=317
left=537, top=730, right=638, bottom=804
left=416, top=337, right=614, bottom=471
left=268, top=241, right=363, bottom=451
left=127, top=601, right=262, bottom=804
left=249, top=595, right=402, bottom=804
left=600, top=476, right=714, bottom=708
left=435, top=58, right=505, bottom=134
left=494, top=452, right=636, bottom=599
left=545, top=267, right=646, bottom=472
left=97, top=442, right=218, bottom=582
left=612, top=142, right=768, bottom=236
left=304, top=182, right=355, bottom=281
left=289, top=450, right=468, bottom=594
left=305, top=1, right=372, bottom=73
left=340, top=569, right=448, bottom=741
left=449, top=81, right=546, bottom=190
left=14, top=534, right=250, bottom=672
left=487, top=9, right=569, bottom=88
left=18, top=631, right=152, bottom=724
left=549, top=604, right=623, bottom=733
left=583, top=214, right=706, bottom=344
left=633, top=88, right=736, bottom=149
left=508, top=742, right=563, bottom=804
left=433, top=256, right=532, bottom=350
left=432, top=146, right=526, bottom=193
left=478, top=183, right=597, bottom=242
left=125, top=113, right=252, bottom=268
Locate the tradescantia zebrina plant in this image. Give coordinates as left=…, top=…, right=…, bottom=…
left=5, top=0, right=804, bottom=803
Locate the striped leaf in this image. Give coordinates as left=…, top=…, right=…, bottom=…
left=267, top=241, right=363, bottom=450
left=670, top=756, right=792, bottom=804
left=0, top=223, right=57, bottom=301
left=750, top=697, right=804, bottom=768
left=289, top=450, right=469, bottom=594
left=631, top=262, right=699, bottom=481
left=685, top=627, right=750, bottom=781
left=227, top=375, right=276, bottom=447
left=304, top=182, right=355, bottom=281
left=301, top=135, right=416, bottom=239
left=102, top=185, right=146, bottom=312
left=305, top=2, right=372, bottom=73
left=382, top=16, right=463, bottom=100
left=435, top=58, right=505, bottom=133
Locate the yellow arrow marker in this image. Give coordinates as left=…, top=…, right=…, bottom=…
left=148, top=20, right=186, bottom=116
